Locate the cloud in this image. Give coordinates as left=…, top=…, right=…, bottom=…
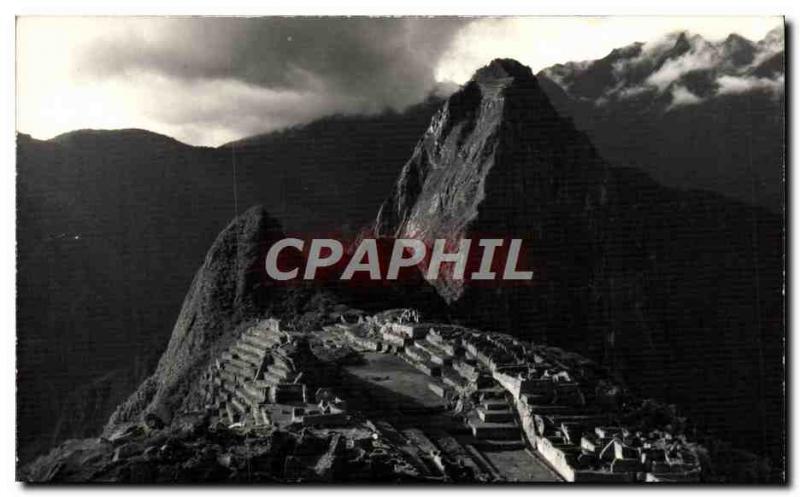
left=574, top=26, right=784, bottom=108
left=80, top=18, right=468, bottom=111
left=17, top=17, right=468, bottom=146
left=644, top=36, right=719, bottom=91
left=125, top=74, right=368, bottom=146
left=668, top=85, right=702, bottom=109
left=615, top=84, right=652, bottom=100
left=716, top=74, right=784, bottom=95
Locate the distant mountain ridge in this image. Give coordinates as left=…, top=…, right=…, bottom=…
left=537, top=27, right=785, bottom=212
left=540, top=28, right=783, bottom=104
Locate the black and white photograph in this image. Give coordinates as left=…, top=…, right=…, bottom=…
left=9, top=10, right=788, bottom=486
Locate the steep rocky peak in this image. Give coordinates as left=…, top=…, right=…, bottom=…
left=441, top=58, right=559, bottom=129
left=473, top=58, right=537, bottom=85
left=374, top=57, right=607, bottom=301
left=724, top=32, right=755, bottom=48
left=652, top=31, right=693, bottom=69
left=671, top=31, right=692, bottom=52
left=722, top=33, right=757, bottom=66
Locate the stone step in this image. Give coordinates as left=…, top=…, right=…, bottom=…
left=234, top=384, right=259, bottom=405
left=482, top=399, right=510, bottom=411
left=416, top=340, right=454, bottom=365
left=427, top=382, right=452, bottom=398
left=452, top=360, right=480, bottom=381
left=242, top=382, right=269, bottom=404
left=442, top=368, right=472, bottom=390
left=477, top=406, right=514, bottom=423
left=232, top=342, right=267, bottom=364
left=427, top=334, right=462, bottom=356
left=477, top=387, right=506, bottom=400
left=237, top=335, right=266, bottom=351
left=467, top=414, right=520, bottom=440
left=405, top=344, right=433, bottom=364
left=408, top=358, right=441, bottom=377
left=227, top=355, right=258, bottom=373
left=233, top=386, right=255, bottom=409
left=224, top=359, right=257, bottom=379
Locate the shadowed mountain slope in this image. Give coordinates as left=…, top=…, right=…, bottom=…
left=16, top=100, right=441, bottom=462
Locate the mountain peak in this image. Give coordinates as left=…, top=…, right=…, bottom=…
left=656, top=31, right=693, bottom=65
left=472, top=58, right=536, bottom=84
left=722, top=33, right=757, bottom=66
left=724, top=32, right=753, bottom=45
left=374, top=56, right=606, bottom=300
left=673, top=31, right=691, bottom=47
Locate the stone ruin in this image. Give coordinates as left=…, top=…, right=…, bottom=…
left=22, top=310, right=767, bottom=483
left=337, top=315, right=752, bottom=482
left=195, top=318, right=348, bottom=429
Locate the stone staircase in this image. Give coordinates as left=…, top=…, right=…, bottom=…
left=200, top=319, right=352, bottom=430
left=466, top=388, right=522, bottom=444
left=202, top=320, right=312, bottom=426
left=393, top=326, right=525, bottom=450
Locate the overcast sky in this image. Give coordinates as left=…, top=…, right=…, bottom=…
left=17, top=16, right=782, bottom=146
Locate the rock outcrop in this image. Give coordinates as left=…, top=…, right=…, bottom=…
left=376, top=59, right=609, bottom=305
left=374, top=59, right=783, bottom=471
left=375, top=58, right=612, bottom=347
left=104, top=205, right=287, bottom=432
